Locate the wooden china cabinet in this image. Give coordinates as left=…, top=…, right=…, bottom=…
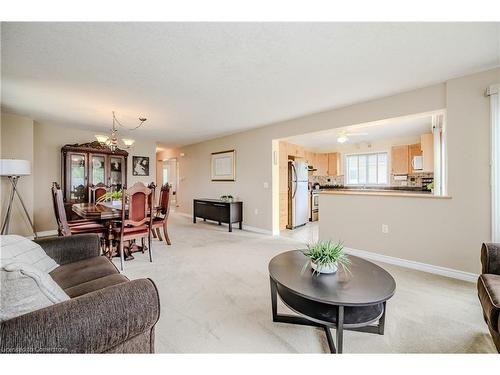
left=61, top=141, right=128, bottom=218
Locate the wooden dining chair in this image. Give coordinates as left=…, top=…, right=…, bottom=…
left=113, top=182, right=154, bottom=271
left=89, top=183, right=111, bottom=203
left=151, top=183, right=172, bottom=245
left=51, top=182, right=106, bottom=237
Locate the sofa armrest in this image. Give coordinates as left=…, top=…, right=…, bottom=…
left=35, top=234, right=100, bottom=265
left=481, top=243, right=500, bottom=275
left=0, top=278, right=160, bottom=353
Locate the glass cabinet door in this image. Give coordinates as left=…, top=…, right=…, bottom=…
left=68, top=153, right=87, bottom=202
left=109, top=156, right=124, bottom=191
left=90, top=154, right=106, bottom=185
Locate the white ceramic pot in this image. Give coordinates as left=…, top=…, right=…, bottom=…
left=311, top=261, right=338, bottom=274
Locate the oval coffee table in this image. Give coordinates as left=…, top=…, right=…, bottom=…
left=269, top=250, right=396, bottom=353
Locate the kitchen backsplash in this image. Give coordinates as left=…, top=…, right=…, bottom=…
left=310, top=175, right=344, bottom=186
left=310, top=172, right=433, bottom=188
left=391, top=172, right=434, bottom=188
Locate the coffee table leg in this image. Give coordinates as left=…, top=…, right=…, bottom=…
left=324, top=326, right=336, bottom=354
left=336, top=306, right=344, bottom=354
left=378, top=301, right=386, bottom=335
left=270, top=277, right=278, bottom=321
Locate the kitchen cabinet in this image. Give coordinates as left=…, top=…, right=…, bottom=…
left=420, top=133, right=434, bottom=172
left=327, top=152, right=339, bottom=176
left=316, top=153, right=329, bottom=176
left=408, top=143, right=422, bottom=173
left=287, top=142, right=304, bottom=158
left=391, top=145, right=409, bottom=175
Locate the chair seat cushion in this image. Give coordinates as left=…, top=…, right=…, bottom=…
left=151, top=217, right=165, bottom=227
left=70, top=222, right=106, bottom=234
left=64, top=273, right=129, bottom=298
left=478, top=274, right=500, bottom=331
left=113, top=225, right=149, bottom=236
left=50, top=256, right=119, bottom=290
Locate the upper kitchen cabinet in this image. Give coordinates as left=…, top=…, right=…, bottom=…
left=391, top=145, right=409, bottom=175
left=327, top=152, right=339, bottom=176
left=408, top=143, right=422, bottom=173
left=420, top=133, right=434, bottom=172
left=287, top=142, right=305, bottom=158
left=316, top=153, right=329, bottom=175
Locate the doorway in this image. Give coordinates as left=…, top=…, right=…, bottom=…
left=162, top=158, right=179, bottom=207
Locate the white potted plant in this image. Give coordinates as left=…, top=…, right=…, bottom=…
left=302, top=240, right=350, bottom=275
left=96, top=190, right=123, bottom=208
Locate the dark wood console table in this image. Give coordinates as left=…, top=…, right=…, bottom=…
left=193, top=199, right=243, bottom=232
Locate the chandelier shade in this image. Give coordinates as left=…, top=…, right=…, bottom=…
left=95, top=111, right=146, bottom=151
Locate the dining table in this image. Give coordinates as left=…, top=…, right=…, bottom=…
left=72, top=201, right=144, bottom=260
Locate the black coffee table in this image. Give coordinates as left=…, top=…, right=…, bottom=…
left=269, top=250, right=396, bottom=353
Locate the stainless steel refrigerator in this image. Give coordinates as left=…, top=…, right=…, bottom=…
left=287, top=160, right=309, bottom=229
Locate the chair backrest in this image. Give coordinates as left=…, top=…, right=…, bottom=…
left=158, top=183, right=171, bottom=218
left=89, top=183, right=111, bottom=203
left=51, top=182, right=71, bottom=236
left=121, top=182, right=153, bottom=228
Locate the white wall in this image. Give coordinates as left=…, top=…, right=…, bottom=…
left=0, top=113, right=34, bottom=236
left=177, top=82, right=446, bottom=231
left=319, top=68, right=500, bottom=274
left=177, top=68, right=498, bottom=273
left=32, top=121, right=157, bottom=232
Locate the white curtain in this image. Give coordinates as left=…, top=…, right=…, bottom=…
left=491, top=84, right=500, bottom=242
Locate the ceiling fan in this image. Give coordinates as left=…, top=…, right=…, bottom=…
left=336, top=130, right=369, bottom=143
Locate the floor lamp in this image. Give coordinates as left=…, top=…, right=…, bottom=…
left=0, top=159, right=37, bottom=238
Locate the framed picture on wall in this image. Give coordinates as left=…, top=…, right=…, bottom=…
left=132, top=156, right=150, bottom=176
left=211, top=150, right=235, bottom=181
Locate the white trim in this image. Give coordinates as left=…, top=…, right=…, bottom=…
left=175, top=212, right=273, bottom=235
left=24, top=229, right=58, bottom=240
left=241, top=225, right=273, bottom=235
left=491, top=87, right=500, bottom=242
left=344, top=246, right=478, bottom=283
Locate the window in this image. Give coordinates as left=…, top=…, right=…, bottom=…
left=346, top=152, right=388, bottom=185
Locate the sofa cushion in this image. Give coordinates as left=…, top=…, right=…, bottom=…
left=50, top=256, right=119, bottom=290
left=64, top=273, right=129, bottom=298
left=478, top=274, right=500, bottom=331
left=1, top=234, right=59, bottom=272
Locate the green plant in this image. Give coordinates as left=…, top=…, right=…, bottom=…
left=426, top=181, right=434, bottom=190
left=220, top=194, right=234, bottom=200
left=96, top=190, right=123, bottom=203
left=301, top=240, right=350, bottom=276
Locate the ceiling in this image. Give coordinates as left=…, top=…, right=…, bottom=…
left=284, top=115, right=434, bottom=151
left=1, top=22, right=499, bottom=147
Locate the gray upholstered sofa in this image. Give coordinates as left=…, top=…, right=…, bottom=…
left=478, top=243, right=500, bottom=353
left=0, top=234, right=160, bottom=353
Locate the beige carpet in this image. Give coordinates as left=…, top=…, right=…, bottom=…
left=118, top=213, right=496, bottom=353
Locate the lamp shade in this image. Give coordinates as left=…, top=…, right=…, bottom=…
left=0, top=159, right=31, bottom=176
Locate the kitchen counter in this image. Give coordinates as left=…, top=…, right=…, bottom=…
left=318, top=189, right=451, bottom=199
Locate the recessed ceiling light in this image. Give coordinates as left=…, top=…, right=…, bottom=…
left=337, top=136, right=348, bottom=143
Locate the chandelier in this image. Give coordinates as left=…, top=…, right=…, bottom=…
left=95, top=111, right=147, bottom=151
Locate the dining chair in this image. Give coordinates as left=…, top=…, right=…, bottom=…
left=51, top=182, right=106, bottom=237
left=89, top=183, right=111, bottom=203
left=151, top=183, right=172, bottom=245
left=113, top=182, right=154, bottom=271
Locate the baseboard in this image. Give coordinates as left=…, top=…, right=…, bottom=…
left=344, top=247, right=478, bottom=283
left=24, top=229, right=58, bottom=240
left=175, top=212, right=272, bottom=235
